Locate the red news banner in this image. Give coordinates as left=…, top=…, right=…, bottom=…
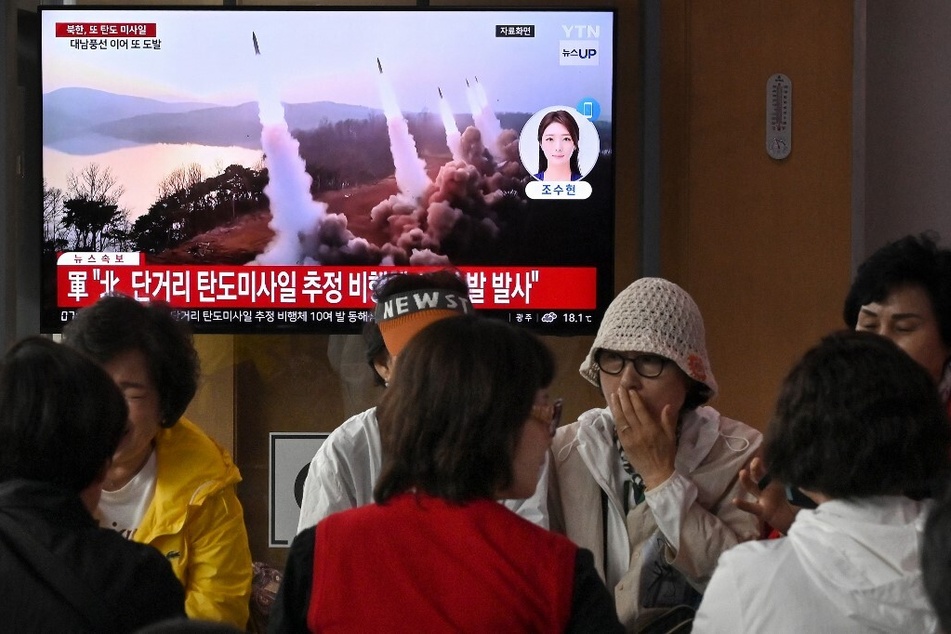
left=55, top=22, right=157, bottom=38
left=56, top=254, right=596, bottom=311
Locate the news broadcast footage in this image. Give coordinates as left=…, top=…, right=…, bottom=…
left=40, top=8, right=617, bottom=334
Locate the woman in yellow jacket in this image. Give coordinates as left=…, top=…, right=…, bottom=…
left=64, top=295, right=252, bottom=629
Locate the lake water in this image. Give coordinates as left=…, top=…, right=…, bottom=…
left=43, top=142, right=265, bottom=221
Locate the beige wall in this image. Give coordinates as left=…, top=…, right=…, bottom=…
left=660, top=0, right=854, bottom=429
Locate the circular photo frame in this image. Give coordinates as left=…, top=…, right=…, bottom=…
left=518, top=105, right=601, bottom=181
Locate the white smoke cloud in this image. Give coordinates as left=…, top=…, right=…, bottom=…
left=467, top=77, right=504, bottom=161
left=252, top=45, right=327, bottom=265
left=378, top=68, right=432, bottom=201
left=249, top=50, right=525, bottom=268
left=438, top=90, right=464, bottom=162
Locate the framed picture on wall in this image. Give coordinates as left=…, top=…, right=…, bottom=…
left=269, top=432, right=328, bottom=548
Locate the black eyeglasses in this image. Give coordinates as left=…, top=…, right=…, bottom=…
left=595, top=350, right=667, bottom=378
left=531, top=398, right=564, bottom=437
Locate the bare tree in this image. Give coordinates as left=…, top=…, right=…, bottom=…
left=156, top=162, right=204, bottom=200
left=66, top=162, right=125, bottom=205
left=42, top=178, right=67, bottom=251
left=62, top=163, right=126, bottom=251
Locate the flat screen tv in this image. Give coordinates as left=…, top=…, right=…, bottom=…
left=39, top=6, right=617, bottom=334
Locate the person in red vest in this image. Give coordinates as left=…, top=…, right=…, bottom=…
left=270, top=315, right=623, bottom=633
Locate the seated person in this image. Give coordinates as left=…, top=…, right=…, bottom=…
left=63, top=295, right=252, bottom=628
left=738, top=232, right=951, bottom=534
left=845, top=232, right=951, bottom=412
left=0, top=336, right=185, bottom=630
left=548, top=277, right=762, bottom=630
left=694, top=331, right=949, bottom=633
left=296, top=270, right=549, bottom=532
left=271, top=316, right=623, bottom=633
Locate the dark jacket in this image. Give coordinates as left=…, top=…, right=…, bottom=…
left=0, top=479, right=185, bottom=632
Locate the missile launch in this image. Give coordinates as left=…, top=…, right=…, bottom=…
left=252, top=31, right=261, bottom=56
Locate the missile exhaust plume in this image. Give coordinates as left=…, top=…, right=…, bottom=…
left=242, top=44, right=531, bottom=268
left=376, top=57, right=431, bottom=201
left=250, top=32, right=327, bottom=264
left=437, top=87, right=463, bottom=162
left=474, top=76, right=489, bottom=109
left=466, top=76, right=503, bottom=161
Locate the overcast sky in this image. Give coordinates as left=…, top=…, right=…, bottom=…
left=41, top=8, right=615, bottom=119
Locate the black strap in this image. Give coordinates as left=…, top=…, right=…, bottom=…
left=601, top=489, right=609, bottom=572
left=0, top=510, right=119, bottom=632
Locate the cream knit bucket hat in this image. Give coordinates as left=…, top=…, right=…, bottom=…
left=579, top=277, right=718, bottom=397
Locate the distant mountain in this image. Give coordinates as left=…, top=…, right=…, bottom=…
left=91, top=101, right=380, bottom=150
left=43, top=87, right=382, bottom=154
left=43, top=87, right=213, bottom=143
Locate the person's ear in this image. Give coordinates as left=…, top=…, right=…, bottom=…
left=373, top=354, right=393, bottom=386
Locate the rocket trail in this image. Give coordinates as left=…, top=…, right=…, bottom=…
left=466, top=76, right=502, bottom=161
left=250, top=29, right=328, bottom=264
left=375, top=57, right=431, bottom=201
left=438, top=87, right=463, bottom=162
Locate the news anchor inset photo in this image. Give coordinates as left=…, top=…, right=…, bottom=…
left=519, top=106, right=600, bottom=182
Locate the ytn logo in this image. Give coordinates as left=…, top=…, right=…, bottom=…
left=562, top=25, right=601, bottom=38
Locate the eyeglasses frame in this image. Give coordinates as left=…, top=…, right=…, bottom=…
left=594, top=350, right=668, bottom=379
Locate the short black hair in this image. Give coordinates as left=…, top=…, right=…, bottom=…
left=374, top=315, right=555, bottom=504
left=924, top=478, right=951, bottom=633
left=0, top=337, right=128, bottom=492
left=843, top=232, right=951, bottom=347
left=62, top=295, right=199, bottom=428
left=765, top=330, right=950, bottom=499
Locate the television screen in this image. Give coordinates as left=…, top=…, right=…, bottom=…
left=39, top=7, right=617, bottom=334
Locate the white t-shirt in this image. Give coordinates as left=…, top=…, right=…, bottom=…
left=96, top=450, right=158, bottom=541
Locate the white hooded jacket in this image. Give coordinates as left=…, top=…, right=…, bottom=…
left=549, top=405, right=761, bottom=630
left=693, top=496, right=938, bottom=633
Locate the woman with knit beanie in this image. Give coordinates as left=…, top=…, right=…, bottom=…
left=548, top=277, right=762, bottom=631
